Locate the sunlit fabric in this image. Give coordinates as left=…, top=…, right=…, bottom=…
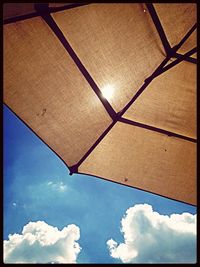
left=4, top=17, right=112, bottom=166
left=124, top=61, right=196, bottom=139
left=3, top=3, right=196, bottom=205
left=79, top=122, right=196, bottom=205
left=52, top=4, right=165, bottom=112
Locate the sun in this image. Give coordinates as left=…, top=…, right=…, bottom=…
left=101, top=84, right=114, bottom=101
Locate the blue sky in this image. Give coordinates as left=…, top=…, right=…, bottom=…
left=3, top=104, right=197, bottom=264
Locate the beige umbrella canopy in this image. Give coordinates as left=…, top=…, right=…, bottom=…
left=3, top=3, right=196, bottom=205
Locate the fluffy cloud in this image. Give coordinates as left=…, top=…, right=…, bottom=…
left=107, top=204, right=196, bottom=263
left=4, top=221, right=81, bottom=263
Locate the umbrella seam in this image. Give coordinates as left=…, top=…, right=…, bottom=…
left=173, top=53, right=196, bottom=64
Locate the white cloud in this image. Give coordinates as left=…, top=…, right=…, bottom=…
left=107, top=204, right=196, bottom=263
left=47, top=181, right=67, bottom=192
left=4, top=221, right=81, bottom=263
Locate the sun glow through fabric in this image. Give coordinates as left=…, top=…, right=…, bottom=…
left=101, top=84, right=115, bottom=101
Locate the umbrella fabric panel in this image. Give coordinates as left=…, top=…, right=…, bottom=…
left=52, top=3, right=165, bottom=113
left=4, top=17, right=112, bottom=167
left=3, top=3, right=36, bottom=20
left=79, top=122, right=196, bottom=205
left=49, top=3, right=73, bottom=8
left=123, top=61, right=196, bottom=139
left=154, top=3, right=196, bottom=56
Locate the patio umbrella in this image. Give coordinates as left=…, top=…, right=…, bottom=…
left=3, top=3, right=196, bottom=205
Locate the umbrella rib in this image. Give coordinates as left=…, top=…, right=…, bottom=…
left=118, top=27, right=197, bottom=116
left=118, top=55, right=171, bottom=117
left=35, top=7, right=117, bottom=121
left=35, top=3, right=92, bottom=14
left=119, top=117, right=196, bottom=143
left=146, top=3, right=171, bottom=56
left=146, top=4, right=197, bottom=64
left=158, top=47, right=197, bottom=75
left=119, top=45, right=196, bottom=118
left=173, top=53, right=196, bottom=64
left=3, top=3, right=91, bottom=25
left=3, top=12, right=39, bottom=25
left=49, top=3, right=91, bottom=13
left=69, top=121, right=117, bottom=175
left=170, top=23, right=197, bottom=65
left=171, top=23, right=197, bottom=52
